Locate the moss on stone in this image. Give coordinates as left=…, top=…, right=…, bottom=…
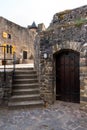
left=56, top=10, right=71, bottom=20
left=75, top=18, right=87, bottom=27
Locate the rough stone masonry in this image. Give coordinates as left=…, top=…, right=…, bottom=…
left=35, top=5, right=87, bottom=109
left=0, top=71, right=12, bottom=106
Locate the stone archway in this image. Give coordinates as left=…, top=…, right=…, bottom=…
left=52, top=42, right=87, bottom=105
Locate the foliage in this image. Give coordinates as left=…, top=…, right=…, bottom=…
left=75, top=18, right=87, bottom=27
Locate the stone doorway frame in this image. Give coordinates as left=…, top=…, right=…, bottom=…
left=52, top=41, right=87, bottom=105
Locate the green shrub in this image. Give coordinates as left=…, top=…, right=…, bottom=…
left=75, top=18, right=87, bottom=27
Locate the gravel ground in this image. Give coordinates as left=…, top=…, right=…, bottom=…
left=0, top=101, right=87, bottom=130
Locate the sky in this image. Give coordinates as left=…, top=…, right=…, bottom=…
left=0, top=0, right=87, bottom=28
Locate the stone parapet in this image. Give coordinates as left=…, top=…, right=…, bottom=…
left=50, top=5, right=87, bottom=27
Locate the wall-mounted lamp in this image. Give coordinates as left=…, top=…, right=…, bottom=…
left=43, top=53, right=48, bottom=59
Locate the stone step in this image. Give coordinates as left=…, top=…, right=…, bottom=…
left=10, top=68, right=43, bottom=109
left=13, top=83, right=39, bottom=89
left=14, top=73, right=37, bottom=76
left=9, top=94, right=41, bottom=102
left=13, top=88, right=40, bottom=95
left=13, top=79, right=38, bottom=84
left=8, top=100, right=44, bottom=108
left=15, top=68, right=34, bottom=70
left=14, top=74, right=37, bottom=79
left=15, top=70, right=37, bottom=74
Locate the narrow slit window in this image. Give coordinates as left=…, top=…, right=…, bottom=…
left=8, top=34, right=11, bottom=39
left=23, top=51, right=27, bottom=59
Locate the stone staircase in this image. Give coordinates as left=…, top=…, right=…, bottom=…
left=8, top=68, right=44, bottom=108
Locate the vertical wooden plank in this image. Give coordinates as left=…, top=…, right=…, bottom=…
left=56, top=50, right=80, bottom=103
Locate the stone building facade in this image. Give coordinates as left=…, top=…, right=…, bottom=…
left=0, top=18, right=46, bottom=106
left=0, top=17, right=38, bottom=65
left=35, top=5, right=87, bottom=108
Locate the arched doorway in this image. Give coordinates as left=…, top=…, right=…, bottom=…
left=55, top=49, right=80, bottom=103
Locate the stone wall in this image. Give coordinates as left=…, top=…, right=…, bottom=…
left=49, top=5, right=87, bottom=30
left=35, top=5, right=87, bottom=109
left=0, top=71, right=12, bottom=106
left=0, top=17, right=37, bottom=64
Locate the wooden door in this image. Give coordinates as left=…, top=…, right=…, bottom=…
left=56, top=50, right=80, bottom=103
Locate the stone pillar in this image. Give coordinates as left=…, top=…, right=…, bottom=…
left=80, top=50, right=87, bottom=110
left=39, top=34, right=54, bottom=104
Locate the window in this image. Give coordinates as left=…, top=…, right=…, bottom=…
left=23, top=51, right=27, bottom=59
left=8, top=34, right=11, bottom=39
